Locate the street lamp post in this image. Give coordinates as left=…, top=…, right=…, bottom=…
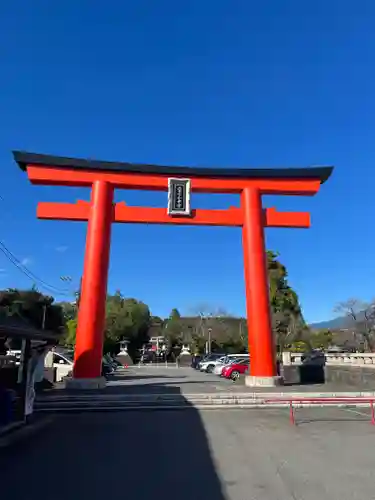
left=207, top=328, right=212, bottom=354
left=42, top=304, right=46, bottom=330
left=199, top=311, right=213, bottom=355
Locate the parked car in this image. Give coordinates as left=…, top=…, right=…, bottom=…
left=140, top=351, right=157, bottom=364
left=191, top=355, right=203, bottom=369
left=301, top=350, right=326, bottom=366
left=52, top=350, right=75, bottom=381
left=196, top=353, right=225, bottom=371
left=209, top=354, right=249, bottom=375
left=103, top=353, right=119, bottom=371
left=213, top=357, right=242, bottom=376
left=201, top=353, right=249, bottom=373
left=222, top=359, right=250, bottom=381
left=199, top=354, right=228, bottom=373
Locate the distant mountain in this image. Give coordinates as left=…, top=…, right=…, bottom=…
left=309, top=308, right=373, bottom=330
left=309, top=316, right=352, bottom=330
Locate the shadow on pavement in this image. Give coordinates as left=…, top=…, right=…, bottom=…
left=109, top=374, right=188, bottom=381
left=0, top=384, right=227, bottom=500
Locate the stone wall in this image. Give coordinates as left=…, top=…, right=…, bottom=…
left=325, top=365, right=375, bottom=388
left=282, top=364, right=375, bottom=387
left=282, top=365, right=325, bottom=385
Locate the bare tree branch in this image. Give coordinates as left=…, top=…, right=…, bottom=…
left=334, top=298, right=375, bottom=352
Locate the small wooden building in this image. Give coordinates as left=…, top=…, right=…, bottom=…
left=0, top=313, right=62, bottom=430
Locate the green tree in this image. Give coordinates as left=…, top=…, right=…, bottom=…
left=105, top=291, right=151, bottom=355
left=267, top=251, right=305, bottom=352
left=0, top=288, right=66, bottom=333
left=63, top=318, right=78, bottom=347
left=206, top=314, right=247, bottom=353
left=309, top=329, right=333, bottom=350
left=164, top=308, right=184, bottom=347
left=58, top=301, right=77, bottom=321
left=187, top=305, right=248, bottom=354
left=59, top=291, right=151, bottom=355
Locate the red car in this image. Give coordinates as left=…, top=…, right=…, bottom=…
left=222, top=359, right=249, bottom=381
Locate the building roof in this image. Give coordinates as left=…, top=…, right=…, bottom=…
left=13, top=151, right=334, bottom=184
left=0, top=313, right=61, bottom=342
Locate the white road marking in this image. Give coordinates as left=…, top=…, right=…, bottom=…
left=341, top=407, right=372, bottom=418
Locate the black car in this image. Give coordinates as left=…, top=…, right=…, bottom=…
left=191, top=355, right=203, bottom=369
left=101, top=361, right=114, bottom=377
left=301, top=350, right=326, bottom=366
left=140, top=351, right=157, bottom=364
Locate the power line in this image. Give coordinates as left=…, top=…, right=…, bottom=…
left=0, top=241, right=71, bottom=295
left=0, top=242, right=68, bottom=294
left=0, top=193, right=75, bottom=296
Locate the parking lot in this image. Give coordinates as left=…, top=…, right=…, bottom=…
left=2, top=400, right=375, bottom=500
left=3, top=364, right=375, bottom=499
left=106, top=364, right=368, bottom=396
left=106, top=365, right=245, bottom=394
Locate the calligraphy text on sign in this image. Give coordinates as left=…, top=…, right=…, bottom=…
left=173, top=183, right=186, bottom=211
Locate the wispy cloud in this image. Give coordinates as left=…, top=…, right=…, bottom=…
left=55, top=246, right=68, bottom=253
left=20, top=257, right=32, bottom=266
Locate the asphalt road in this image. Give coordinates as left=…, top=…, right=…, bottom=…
left=3, top=367, right=375, bottom=499
left=1, top=407, right=375, bottom=500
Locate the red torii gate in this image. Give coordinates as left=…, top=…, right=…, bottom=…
left=13, top=151, right=333, bottom=388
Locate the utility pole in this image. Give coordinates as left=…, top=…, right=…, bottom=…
left=198, top=311, right=213, bottom=355
left=207, top=328, right=212, bottom=354
left=75, top=276, right=82, bottom=310
left=42, top=304, right=46, bottom=329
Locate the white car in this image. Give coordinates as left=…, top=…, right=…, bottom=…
left=200, top=356, right=227, bottom=373
left=213, top=357, right=243, bottom=376
left=51, top=350, right=74, bottom=381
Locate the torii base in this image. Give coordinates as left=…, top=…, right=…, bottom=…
left=64, top=377, right=107, bottom=390
left=245, top=375, right=284, bottom=387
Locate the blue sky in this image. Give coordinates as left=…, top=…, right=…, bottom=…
left=1, top=1, right=375, bottom=322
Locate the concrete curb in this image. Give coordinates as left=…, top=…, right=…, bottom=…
left=34, top=396, right=375, bottom=412
left=36, top=391, right=375, bottom=403
left=33, top=402, right=375, bottom=413
left=34, top=391, right=375, bottom=413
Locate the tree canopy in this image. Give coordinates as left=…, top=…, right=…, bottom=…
left=0, top=288, right=66, bottom=333
left=333, top=298, right=375, bottom=352
left=59, top=291, right=151, bottom=355
left=267, top=251, right=306, bottom=352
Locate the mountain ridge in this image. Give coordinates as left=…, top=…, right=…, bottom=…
left=309, top=310, right=372, bottom=330
left=309, top=316, right=349, bottom=330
